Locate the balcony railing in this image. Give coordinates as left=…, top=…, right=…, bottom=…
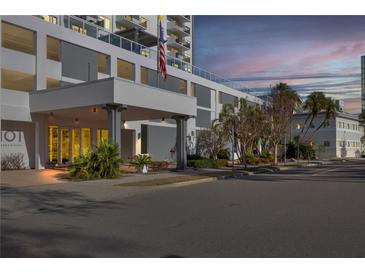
left=35, top=15, right=256, bottom=96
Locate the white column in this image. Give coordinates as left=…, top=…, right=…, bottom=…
left=173, top=115, right=189, bottom=170
left=36, top=31, right=47, bottom=90
left=104, top=104, right=127, bottom=156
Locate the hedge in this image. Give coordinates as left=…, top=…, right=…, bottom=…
left=187, top=159, right=227, bottom=169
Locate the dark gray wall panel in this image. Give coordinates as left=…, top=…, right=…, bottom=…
left=194, top=83, right=211, bottom=108
left=144, top=67, right=186, bottom=94
left=147, top=125, right=176, bottom=161
left=196, top=109, right=211, bottom=128
left=61, top=41, right=98, bottom=81
left=220, top=91, right=237, bottom=105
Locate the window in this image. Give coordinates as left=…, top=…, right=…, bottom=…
left=2, top=22, right=35, bottom=54
left=97, top=129, right=108, bottom=143
left=296, top=123, right=301, bottom=130
left=1, top=69, right=34, bottom=92
left=219, top=91, right=238, bottom=107
left=179, top=79, right=187, bottom=94
left=81, top=128, right=91, bottom=156
left=72, top=129, right=81, bottom=160
left=324, top=141, right=330, bottom=147
left=117, top=59, right=135, bottom=81
left=47, top=78, right=60, bottom=89
left=47, top=36, right=60, bottom=61
left=141, top=66, right=148, bottom=84
left=61, top=129, right=70, bottom=164
left=43, top=15, right=58, bottom=25
left=98, top=16, right=110, bottom=30
left=140, top=66, right=187, bottom=94
left=98, top=53, right=110, bottom=74
left=48, top=126, right=59, bottom=162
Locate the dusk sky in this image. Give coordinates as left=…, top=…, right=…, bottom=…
left=193, top=16, right=365, bottom=113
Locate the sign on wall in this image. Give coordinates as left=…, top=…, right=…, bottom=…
left=1, top=130, right=30, bottom=168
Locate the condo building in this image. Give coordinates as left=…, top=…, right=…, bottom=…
left=0, top=15, right=262, bottom=169
left=290, top=112, right=364, bottom=159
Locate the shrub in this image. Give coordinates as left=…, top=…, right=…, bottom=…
left=1, top=153, right=25, bottom=170
left=245, top=153, right=256, bottom=164
left=187, top=159, right=227, bottom=169
left=260, top=150, right=273, bottom=161
left=187, top=154, right=204, bottom=160
left=68, top=140, right=122, bottom=180
left=131, top=154, right=152, bottom=172
left=286, top=142, right=316, bottom=160
left=217, top=148, right=230, bottom=160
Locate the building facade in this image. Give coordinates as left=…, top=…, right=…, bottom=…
left=290, top=112, right=364, bottom=159
left=361, top=55, right=364, bottom=114
left=0, top=15, right=262, bottom=169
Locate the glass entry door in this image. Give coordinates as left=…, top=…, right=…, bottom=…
left=60, top=128, right=70, bottom=164
left=48, top=126, right=92, bottom=164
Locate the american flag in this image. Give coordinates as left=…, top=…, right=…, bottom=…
left=158, top=17, right=167, bottom=81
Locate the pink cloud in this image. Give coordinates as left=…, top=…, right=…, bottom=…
left=343, top=97, right=361, bottom=113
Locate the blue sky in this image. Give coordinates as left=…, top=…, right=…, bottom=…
left=193, top=16, right=365, bottom=113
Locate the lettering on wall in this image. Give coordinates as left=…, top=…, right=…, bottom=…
left=1, top=130, right=30, bottom=168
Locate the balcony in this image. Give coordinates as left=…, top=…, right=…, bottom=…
left=167, top=15, right=191, bottom=23
left=167, top=20, right=190, bottom=37
left=114, top=15, right=156, bottom=47
left=167, top=36, right=189, bottom=52
left=115, top=15, right=148, bottom=30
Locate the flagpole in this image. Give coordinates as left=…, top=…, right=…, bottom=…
left=157, top=15, right=160, bottom=89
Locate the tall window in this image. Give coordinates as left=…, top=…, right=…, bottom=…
left=98, top=53, right=110, bottom=74
left=81, top=128, right=91, bottom=155
left=72, top=129, right=81, bottom=160
left=117, top=59, right=135, bottom=80
left=1, top=69, right=34, bottom=92
left=48, top=126, right=59, bottom=162
left=61, top=129, right=70, bottom=164
left=97, top=129, right=108, bottom=144
left=47, top=36, right=60, bottom=61
left=2, top=22, right=35, bottom=54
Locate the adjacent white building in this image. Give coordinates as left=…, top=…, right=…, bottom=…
left=290, top=112, right=364, bottom=160
left=0, top=15, right=262, bottom=169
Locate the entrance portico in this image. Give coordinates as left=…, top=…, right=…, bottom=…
left=29, top=77, right=197, bottom=170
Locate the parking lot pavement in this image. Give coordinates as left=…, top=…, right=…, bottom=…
left=1, top=160, right=365, bottom=257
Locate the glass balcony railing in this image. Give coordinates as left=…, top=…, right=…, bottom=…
left=35, top=15, right=256, bottom=95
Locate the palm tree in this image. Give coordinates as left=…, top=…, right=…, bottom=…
left=308, top=98, right=337, bottom=139
left=301, top=91, right=327, bottom=138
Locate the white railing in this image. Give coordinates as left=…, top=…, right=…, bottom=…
left=35, top=15, right=256, bottom=95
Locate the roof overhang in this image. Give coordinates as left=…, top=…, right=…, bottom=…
left=29, top=77, right=196, bottom=121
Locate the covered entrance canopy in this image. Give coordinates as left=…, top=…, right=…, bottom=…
left=30, top=77, right=197, bottom=169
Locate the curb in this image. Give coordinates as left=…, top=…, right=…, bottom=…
left=169, top=177, right=218, bottom=188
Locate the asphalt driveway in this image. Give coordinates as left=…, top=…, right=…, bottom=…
left=1, top=160, right=365, bottom=257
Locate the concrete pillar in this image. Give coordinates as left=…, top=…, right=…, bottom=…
left=36, top=31, right=47, bottom=90
left=103, top=104, right=127, bottom=156
left=33, top=114, right=46, bottom=169
left=173, top=115, right=190, bottom=170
